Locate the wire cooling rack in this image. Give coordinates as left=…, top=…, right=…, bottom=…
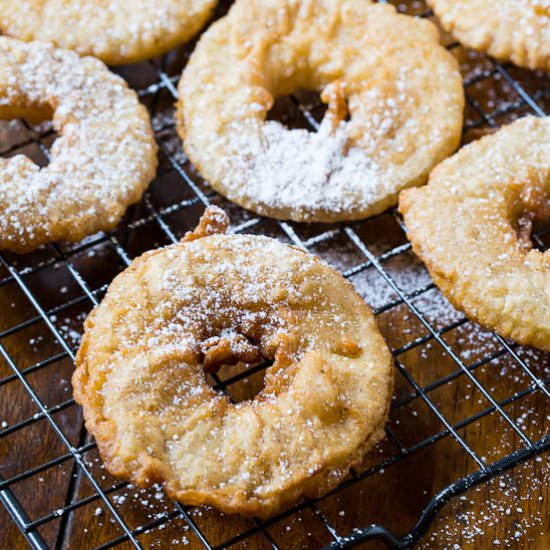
left=0, top=1, right=549, bottom=548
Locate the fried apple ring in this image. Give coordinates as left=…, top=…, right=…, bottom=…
left=0, top=38, right=157, bottom=253
left=177, top=0, right=464, bottom=223
left=400, top=116, right=550, bottom=350
left=0, top=0, right=216, bottom=65
left=427, top=0, right=550, bottom=70
left=73, top=206, right=393, bottom=517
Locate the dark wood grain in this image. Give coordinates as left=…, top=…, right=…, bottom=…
left=1, top=218, right=548, bottom=549
left=1, top=0, right=549, bottom=548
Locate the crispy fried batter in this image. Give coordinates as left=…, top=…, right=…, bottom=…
left=0, top=38, right=157, bottom=253
left=400, top=116, right=550, bottom=350
left=428, top=0, right=550, bottom=70
left=0, top=0, right=216, bottom=65
left=177, top=0, right=464, bottom=223
left=73, top=206, right=394, bottom=517
left=181, top=204, right=230, bottom=242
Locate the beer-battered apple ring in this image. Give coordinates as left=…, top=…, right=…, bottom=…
left=427, top=0, right=550, bottom=71
left=177, top=0, right=464, bottom=223
left=0, top=0, right=217, bottom=65
left=73, top=207, right=394, bottom=517
left=0, top=38, right=157, bottom=253
left=400, top=116, right=550, bottom=351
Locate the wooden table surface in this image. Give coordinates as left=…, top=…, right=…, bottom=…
left=0, top=1, right=549, bottom=548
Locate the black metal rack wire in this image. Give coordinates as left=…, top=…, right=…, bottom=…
left=0, top=1, right=549, bottom=548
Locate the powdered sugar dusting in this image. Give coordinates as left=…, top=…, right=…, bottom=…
left=421, top=447, right=549, bottom=548
left=222, top=117, right=386, bottom=218
left=180, top=0, right=463, bottom=221
left=118, top=234, right=352, bottom=363
left=430, top=0, right=550, bottom=71
left=0, top=0, right=216, bottom=65
left=213, top=73, right=440, bottom=221
left=75, top=225, right=392, bottom=513
left=0, top=37, right=157, bottom=252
